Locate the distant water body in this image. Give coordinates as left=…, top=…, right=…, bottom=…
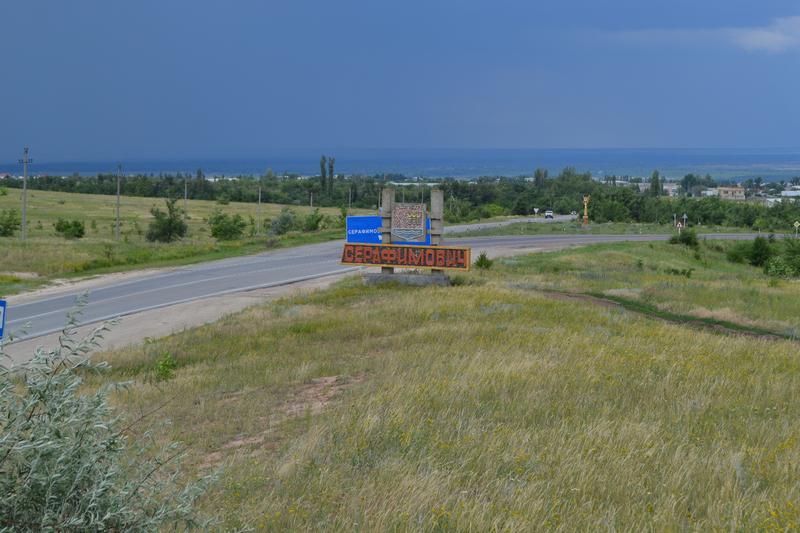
left=4, top=148, right=800, bottom=181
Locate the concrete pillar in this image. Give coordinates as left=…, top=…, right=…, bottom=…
left=430, top=189, right=446, bottom=279
left=381, top=188, right=394, bottom=274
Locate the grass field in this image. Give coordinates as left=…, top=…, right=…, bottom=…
left=65, top=240, right=800, bottom=531
left=0, top=189, right=366, bottom=296
left=492, top=239, right=800, bottom=337
left=451, top=220, right=751, bottom=238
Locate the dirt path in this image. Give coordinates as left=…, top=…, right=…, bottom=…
left=536, top=289, right=791, bottom=341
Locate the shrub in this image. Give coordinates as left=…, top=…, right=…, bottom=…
left=0, top=300, right=216, bottom=530
left=215, top=194, right=230, bottom=205
left=154, top=352, right=178, bottom=382
left=0, top=187, right=7, bottom=196
left=302, top=208, right=324, bottom=232
left=726, top=241, right=752, bottom=264
left=55, top=218, right=86, bottom=239
left=208, top=209, right=246, bottom=240
left=764, top=256, right=793, bottom=278
left=146, top=198, right=187, bottom=243
left=668, top=229, right=699, bottom=248
left=475, top=251, right=494, bottom=270
left=0, top=209, right=21, bottom=237
left=270, top=207, right=297, bottom=235
left=748, top=236, right=773, bottom=267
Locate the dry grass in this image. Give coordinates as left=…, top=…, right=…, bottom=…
left=0, top=189, right=366, bottom=294
left=495, top=240, right=800, bottom=336
left=74, top=255, right=800, bottom=531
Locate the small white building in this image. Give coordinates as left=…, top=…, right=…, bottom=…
left=663, top=182, right=681, bottom=197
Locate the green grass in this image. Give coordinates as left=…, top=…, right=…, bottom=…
left=68, top=242, right=800, bottom=531
left=450, top=220, right=750, bottom=238
left=0, top=189, right=368, bottom=296
left=493, top=239, right=800, bottom=337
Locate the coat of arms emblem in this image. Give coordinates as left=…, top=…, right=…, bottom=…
left=391, top=203, right=426, bottom=242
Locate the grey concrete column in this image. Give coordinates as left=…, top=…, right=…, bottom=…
left=381, top=188, right=395, bottom=274
left=430, top=189, right=445, bottom=279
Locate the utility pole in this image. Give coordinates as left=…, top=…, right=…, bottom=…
left=184, top=174, right=188, bottom=212
left=348, top=187, right=352, bottom=210
left=18, top=147, right=32, bottom=241
left=310, top=192, right=313, bottom=208
left=115, top=164, right=122, bottom=241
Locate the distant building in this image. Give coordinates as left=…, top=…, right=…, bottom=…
left=662, top=182, right=681, bottom=197
left=781, top=190, right=800, bottom=198
left=701, top=188, right=718, bottom=198
left=717, top=186, right=746, bottom=201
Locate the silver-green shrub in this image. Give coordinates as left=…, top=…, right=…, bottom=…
left=0, top=298, right=216, bottom=531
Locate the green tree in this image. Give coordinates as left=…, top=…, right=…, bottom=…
left=146, top=198, right=187, bottom=242
left=327, top=157, right=335, bottom=195
left=650, top=170, right=662, bottom=197
left=319, top=155, right=327, bottom=191
left=534, top=168, right=548, bottom=187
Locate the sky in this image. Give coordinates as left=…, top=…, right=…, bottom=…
left=2, top=0, right=800, bottom=162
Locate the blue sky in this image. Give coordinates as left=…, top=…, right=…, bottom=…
left=2, top=0, right=799, bottom=161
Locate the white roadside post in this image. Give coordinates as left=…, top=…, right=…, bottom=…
left=794, top=220, right=799, bottom=237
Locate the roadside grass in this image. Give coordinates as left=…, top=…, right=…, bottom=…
left=83, top=259, right=800, bottom=530
left=451, top=220, right=749, bottom=238
left=0, top=189, right=365, bottom=296
left=493, top=239, right=800, bottom=337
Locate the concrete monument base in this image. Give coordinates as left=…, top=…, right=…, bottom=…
left=362, top=272, right=450, bottom=287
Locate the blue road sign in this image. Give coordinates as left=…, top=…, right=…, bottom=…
left=346, top=216, right=430, bottom=245
left=346, top=216, right=382, bottom=244
left=0, top=300, right=6, bottom=340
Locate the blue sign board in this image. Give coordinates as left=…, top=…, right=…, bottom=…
left=0, top=300, right=6, bottom=340
left=346, top=216, right=430, bottom=245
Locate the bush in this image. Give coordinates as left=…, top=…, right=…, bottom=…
left=764, top=256, right=794, bottom=278
left=748, top=236, right=773, bottom=267
left=726, top=241, right=752, bottom=264
left=146, top=198, right=187, bottom=243
left=270, top=207, right=297, bottom=235
left=0, top=187, right=7, bottom=196
left=302, top=208, right=325, bottom=232
left=207, top=209, right=246, bottom=240
left=55, top=218, right=86, bottom=239
left=0, top=209, right=21, bottom=237
left=0, top=300, right=216, bottom=530
left=668, top=229, right=699, bottom=248
left=475, top=251, right=494, bottom=270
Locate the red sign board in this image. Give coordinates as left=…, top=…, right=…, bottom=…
left=342, top=243, right=471, bottom=270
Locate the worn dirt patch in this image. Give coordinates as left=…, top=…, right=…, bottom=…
left=198, top=374, right=365, bottom=469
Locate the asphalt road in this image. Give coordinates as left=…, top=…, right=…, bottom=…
left=4, top=226, right=754, bottom=342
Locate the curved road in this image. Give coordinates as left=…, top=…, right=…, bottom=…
left=5, top=226, right=754, bottom=342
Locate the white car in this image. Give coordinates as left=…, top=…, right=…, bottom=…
left=544, top=210, right=554, bottom=219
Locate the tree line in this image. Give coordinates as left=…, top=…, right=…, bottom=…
left=3, top=167, right=800, bottom=230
